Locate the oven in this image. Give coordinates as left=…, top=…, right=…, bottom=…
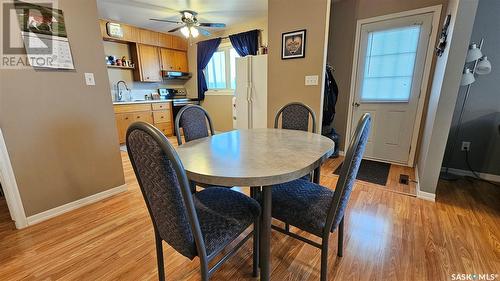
left=158, top=88, right=200, bottom=133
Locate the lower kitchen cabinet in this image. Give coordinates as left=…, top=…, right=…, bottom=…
left=114, top=102, right=173, bottom=144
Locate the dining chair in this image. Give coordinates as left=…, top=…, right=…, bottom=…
left=274, top=102, right=317, bottom=133
left=175, top=105, right=215, bottom=145
left=274, top=102, right=317, bottom=183
left=270, top=113, right=371, bottom=281
left=126, top=122, right=261, bottom=281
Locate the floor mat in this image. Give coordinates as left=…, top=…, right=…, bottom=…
left=333, top=159, right=391, bottom=186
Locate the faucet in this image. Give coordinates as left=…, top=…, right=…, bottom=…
left=116, top=80, right=130, bottom=101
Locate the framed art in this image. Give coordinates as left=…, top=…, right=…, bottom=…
left=282, top=29, right=306, bottom=59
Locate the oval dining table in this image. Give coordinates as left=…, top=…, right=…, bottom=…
left=176, top=128, right=335, bottom=281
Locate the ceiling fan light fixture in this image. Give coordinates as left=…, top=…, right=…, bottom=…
left=190, top=27, right=199, bottom=38
left=180, top=26, right=190, bottom=38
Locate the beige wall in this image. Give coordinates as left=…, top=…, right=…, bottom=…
left=185, top=17, right=268, bottom=132
left=268, top=0, right=331, bottom=130
left=0, top=0, right=125, bottom=216
left=328, top=0, right=447, bottom=150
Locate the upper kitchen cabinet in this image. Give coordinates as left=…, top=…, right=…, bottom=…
left=99, top=20, right=138, bottom=42
left=160, top=48, right=188, bottom=72
left=138, top=29, right=160, bottom=46
left=159, top=33, right=173, bottom=49
left=131, top=44, right=162, bottom=82
left=172, top=36, right=188, bottom=51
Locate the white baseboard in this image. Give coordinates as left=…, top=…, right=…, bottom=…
left=414, top=164, right=436, bottom=202
left=441, top=167, right=500, bottom=183
left=26, top=184, right=128, bottom=226
left=338, top=150, right=345, bottom=156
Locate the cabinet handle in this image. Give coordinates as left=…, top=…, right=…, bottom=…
left=161, top=116, right=164, bottom=118
left=125, top=117, right=129, bottom=120
left=136, top=116, right=140, bottom=119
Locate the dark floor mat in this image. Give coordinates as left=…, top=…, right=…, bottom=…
left=333, top=159, right=390, bottom=186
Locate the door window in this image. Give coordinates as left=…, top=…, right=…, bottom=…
left=360, top=26, right=421, bottom=102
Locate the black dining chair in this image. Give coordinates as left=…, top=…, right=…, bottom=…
left=274, top=102, right=318, bottom=183
left=175, top=105, right=215, bottom=145
left=126, top=122, right=261, bottom=281
left=270, top=113, right=371, bottom=281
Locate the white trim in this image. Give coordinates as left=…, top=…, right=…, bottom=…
left=415, top=164, right=436, bottom=201
left=345, top=5, right=443, bottom=167
left=338, top=150, right=345, bottom=156
left=441, top=167, right=500, bottom=183
left=0, top=129, right=28, bottom=229
left=26, top=184, right=127, bottom=226
left=204, top=90, right=234, bottom=96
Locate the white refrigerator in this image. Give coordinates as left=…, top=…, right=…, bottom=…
left=233, top=55, right=268, bottom=129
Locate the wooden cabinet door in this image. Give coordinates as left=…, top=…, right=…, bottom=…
left=172, top=36, right=188, bottom=51
left=122, top=24, right=138, bottom=42
left=159, top=48, right=175, bottom=71
left=174, top=51, right=188, bottom=72
left=138, top=44, right=162, bottom=82
left=115, top=113, right=132, bottom=144
left=159, top=33, right=173, bottom=48
left=139, top=29, right=159, bottom=46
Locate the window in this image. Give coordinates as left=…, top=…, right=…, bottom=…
left=360, top=26, right=421, bottom=102
left=205, top=44, right=240, bottom=91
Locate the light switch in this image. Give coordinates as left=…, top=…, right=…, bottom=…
left=84, top=73, right=95, bottom=86
left=305, top=75, right=319, bottom=86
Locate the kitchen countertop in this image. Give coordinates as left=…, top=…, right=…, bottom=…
left=113, top=99, right=173, bottom=105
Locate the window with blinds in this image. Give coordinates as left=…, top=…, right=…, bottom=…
left=360, top=25, right=421, bottom=102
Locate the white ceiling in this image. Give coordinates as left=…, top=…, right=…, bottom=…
left=96, top=0, right=268, bottom=35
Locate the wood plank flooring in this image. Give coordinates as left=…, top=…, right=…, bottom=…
left=0, top=138, right=498, bottom=280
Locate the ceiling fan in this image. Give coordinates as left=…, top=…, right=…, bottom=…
left=150, top=10, right=226, bottom=38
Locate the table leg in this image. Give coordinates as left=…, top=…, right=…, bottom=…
left=260, top=186, right=272, bottom=281
left=313, top=166, right=321, bottom=184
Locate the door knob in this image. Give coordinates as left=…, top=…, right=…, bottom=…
left=353, top=102, right=360, bottom=107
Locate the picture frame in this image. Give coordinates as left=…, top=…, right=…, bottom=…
left=282, top=29, right=306, bottom=59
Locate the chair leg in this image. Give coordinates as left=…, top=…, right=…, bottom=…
left=251, top=186, right=260, bottom=277
left=155, top=234, right=165, bottom=281
left=338, top=216, right=344, bottom=257
left=285, top=223, right=290, bottom=232
left=320, top=237, right=329, bottom=281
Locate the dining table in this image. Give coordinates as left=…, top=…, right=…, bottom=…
left=176, top=128, right=335, bottom=281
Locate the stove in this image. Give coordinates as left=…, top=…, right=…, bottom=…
left=158, top=88, right=199, bottom=106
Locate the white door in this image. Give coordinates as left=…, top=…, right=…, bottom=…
left=350, top=13, right=433, bottom=165
left=235, top=57, right=250, bottom=129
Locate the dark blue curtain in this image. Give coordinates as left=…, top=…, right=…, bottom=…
left=197, top=37, right=221, bottom=100
left=229, top=29, right=259, bottom=57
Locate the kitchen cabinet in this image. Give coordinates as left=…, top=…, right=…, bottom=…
left=131, top=44, right=162, bottom=82
left=172, top=36, right=188, bottom=51
left=139, top=29, right=160, bottom=46
left=160, top=48, right=188, bottom=72
left=159, top=33, right=173, bottom=48
left=113, top=102, right=173, bottom=144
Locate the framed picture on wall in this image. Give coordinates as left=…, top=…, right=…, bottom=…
left=282, top=29, right=306, bottom=59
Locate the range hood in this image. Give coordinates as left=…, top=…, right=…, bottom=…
left=162, top=71, right=192, bottom=80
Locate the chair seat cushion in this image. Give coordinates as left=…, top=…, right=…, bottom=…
left=194, top=187, right=260, bottom=256
left=272, top=179, right=334, bottom=237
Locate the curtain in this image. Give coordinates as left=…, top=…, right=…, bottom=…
left=229, top=29, right=259, bottom=57
left=197, top=37, right=221, bottom=100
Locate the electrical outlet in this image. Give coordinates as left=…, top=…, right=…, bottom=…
left=84, top=73, right=95, bottom=86
left=305, top=75, right=319, bottom=86
left=461, top=141, right=471, bottom=151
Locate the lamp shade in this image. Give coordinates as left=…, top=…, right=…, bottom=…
left=461, top=68, right=475, bottom=86
left=180, top=26, right=190, bottom=38
left=465, top=43, right=483, bottom=62
left=475, top=56, right=492, bottom=75
left=190, top=27, right=199, bottom=38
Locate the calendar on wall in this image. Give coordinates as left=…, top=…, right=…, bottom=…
left=14, top=1, right=75, bottom=70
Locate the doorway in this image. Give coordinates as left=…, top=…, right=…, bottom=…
left=347, top=7, right=440, bottom=166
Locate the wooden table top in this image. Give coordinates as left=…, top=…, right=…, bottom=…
left=176, top=128, right=335, bottom=186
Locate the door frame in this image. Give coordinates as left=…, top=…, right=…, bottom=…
left=0, top=128, right=28, bottom=229
left=346, top=5, right=442, bottom=167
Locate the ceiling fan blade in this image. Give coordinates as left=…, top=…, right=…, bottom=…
left=168, top=26, right=185, bottom=33
left=198, top=28, right=211, bottom=36
left=199, top=23, right=226, bottom=28
left=150, top=18, right=183, bottom=24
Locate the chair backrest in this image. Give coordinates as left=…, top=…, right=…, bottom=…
left=324, top=113, right=371, bottom=235
left=175, top=105, right=215, bottom=145
left=126, top=122, right=207, bottom=260
left=274, top=102, right=317, bottom=133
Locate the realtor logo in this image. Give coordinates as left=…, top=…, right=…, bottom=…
left=1, top=0, right=74, bottom=69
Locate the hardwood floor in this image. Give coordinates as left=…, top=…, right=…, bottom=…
left=0, top=140, right=498, bottom=280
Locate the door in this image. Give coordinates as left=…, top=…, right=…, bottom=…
left=173, top=51, right=188, bottom=72
left=235, top=57, right=250, bottom=129
left=160, top=48, right=175, bottom=71
left=350, top=13, right=433, bottom=164
left=138, top=44, right=161, bottom=82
